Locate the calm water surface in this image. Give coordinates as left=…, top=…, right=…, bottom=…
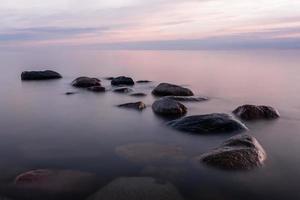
left=0, top=49, right=299, bottom=199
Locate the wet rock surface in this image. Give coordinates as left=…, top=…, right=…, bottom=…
left=166, top=96, right=208, bottom=102
left=233, top=104, right=280, bottom=120
left=87, top=177, right=184, bottom=200
left=87, top=86, right=106, bottom=92
left=118, top=102, right=146, bottom=110
left=168, top=113, right=247, bottom=134
left=113, top=87, right=133, bottom=93
left=72, top=77, right=101, bottom=88
left=21, top=70, right=62, bottom=80
left=111, top=76, right=134, bottom=86
left=136, top=80, right=151, bottom=83
left=152, top=97, right=187, bottom=116
left=130, top=93, right=147, bottom=97
left=198, top=134, right=267, bottom=170
left=152, top=83, right=194, bottom=97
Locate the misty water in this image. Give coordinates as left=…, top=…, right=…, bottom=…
left=0, top=49, right=300, bottom=200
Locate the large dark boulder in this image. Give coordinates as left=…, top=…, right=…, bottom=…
left=21, top=70, right=62, bottom=80
left=111, top=76, right=134, bottom=86
left=168, top=113, right=247, bottom=134
left=152, top=97, right=187, bottom=116
left=118, top=102, right=146, bottom=110
left=72, top=77, right=101, bottom=88
left=152, top=83, right=194, bottom=97
left=233, top=104, right=280, bottom=120
left=198, top=134, right=267, bottom=170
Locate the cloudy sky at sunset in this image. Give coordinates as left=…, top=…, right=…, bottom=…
left=1, top=0, right=300, bottom=49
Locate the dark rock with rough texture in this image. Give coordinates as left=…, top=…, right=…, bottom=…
left=130, top=93, right=147, bottom=97
left=198, top=134, right=267, bottom=170
left=21, top=70, right=62, bottom=80
left=152, top=83, right=194, bottom=97
left=166, top=96, right=208, bottom=102
left=87, top=177, right=184, bottom=200
left=118, top=102, right=146, bottom=110
left=168, top=113, right=247, bottom=134
left=136, top=80, right=151, bottom=83
left=72, top=77, right=101, bottom=88
left=111, top=76, right=134, bottom=86
left=113, top=87, right=133, bottom=93
left=233, top=104, right=280, bottom=120
left=152, top=97, right=187, bottom=116
left=87, top=86, right=106, bottom=92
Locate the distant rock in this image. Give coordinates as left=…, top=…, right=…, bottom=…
left=233, top=104, right=280, bottom=120
left=21, top=70, right=62, bottom=80
left=87, top=86, right=106, bottom=92
left=87, top=177, right=184, bottom=200
left=113, top=87, right=133, bottom=93
left=72, top=77, right=101, bottom=88
left=136, top=80, right=151, bottom=83
left=118, top=102, right=146, bottom=110
left=111, top=76, right=134, bottom=86
left=152, top=97, right=187, bottom=116
left=168, top=113, right=247, bottom=134
left=166, top=96, right=208, bottom=102
left=65, top=92, right=77, bottom=95
left=130, top=93, right=147, bottom=97
left=104, top=77, right=114, bottom=80
left=198, top=134, right=267, bottom=170
left=152, top=83, right=194, bottom=97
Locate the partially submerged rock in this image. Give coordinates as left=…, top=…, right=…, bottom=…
left=130, top=93, right=147, bottom=97
left=198, top=134, right=267, bottom=170
left=111, top=76, right=134, bottom=86
left=136, top=80, right=151, bottom=83
left=87, top=177, right=184, bottom=200
left=152, top=83, right=194, bottom=97
left=118, top=102, right=146, bottom=110
left=233, top=104, right=280, bottom=120
left=113, top=87, right=133, bottom=93
left=152, top=97, right=187, bottom=116
left=104, top=77, right=114, bottom=80
left=87, top=86, right=106, bottom=92
left=65, top=92, right=77, bottom=95
left=168, top=113, right=247, bottom=134
left=115, top=143, right=186, bottom=164
left=21, top=70, right=62, bottom=80
left=166, top=96, right=208, bottom=102
left=72, top=77, right=101, bottom=88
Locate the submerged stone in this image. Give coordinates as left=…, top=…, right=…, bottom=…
left=136, top=80, right=152, bottom=83
left=152, top=83, right=194, bottom=97
left=130, top=93, right=147, bottom=97
left=111, top=76, right=134, bottom=86
left=168, top=113, right=247, bottom=134
left=198, top=134, right=267, bottom=170
left=87, top=86, right=106, bottom=92
left=152, top=97, right=187, bottom=116
left=21, top=70, right=62, bottom=80
left=118, top=102, right=146, bottom=110
left=72, top=77, right=101, bottom=88
left=166, top=96, right=208, bottom=102
left=113, top=87, right=133, bottom=93
left=233, top=104, right=280, bottom=120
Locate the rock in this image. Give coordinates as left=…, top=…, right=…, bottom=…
left=233, top=104, right=280, bottom=120
left=136, top=80, right=151, bottom=83
left=87, top=177, right=184, bottom=200
left=111, top=76, right=134, bottom=86
left=115, top=143, right=186, bottom=164
left=72, top=77, right=101, bottom=88
left=152, top=83, right=194, bottom=97
left=130, top=93, right=147, bottom=97
left=104, top=77, right=114, bottom=80
left=152, top=97, right=187, bottom=116
left=65, top=92, right=77, bottom=95
left=21, top=70, right=62, bottom=80
left=118, top=102, right=146, bottom=110
left=168, top=113, right=247, bottom=134
left=198, top=134, right=267, bottom=170
left=87, top=86, right=106, bottom=92
left=14, top=169, right=96, bottom=195
left=166, top=96, right=208, bottom=102
left=113, top=87, right=133, bottom=93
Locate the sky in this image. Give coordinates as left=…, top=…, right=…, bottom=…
left=1, top=0, right=300, bottom=49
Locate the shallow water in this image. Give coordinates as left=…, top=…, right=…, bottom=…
left=0, top=49, right=300, bottom=199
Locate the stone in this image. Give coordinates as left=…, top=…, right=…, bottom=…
left=152, top=83, right=194, bottom=97
left=21, top=70, right=62, bottom=80
left=87, top=86, right=106, bottom=92
left=72, top=77, right=101, bottom=88
left=152, top=97, right=187, bottom=116
left=111, top=76, right=134, bottom=86
left=118, top=102, right=146, bottom=110
left=233, top=104, right=280, bottom=120
left=113, top=87, right=133, bottom=93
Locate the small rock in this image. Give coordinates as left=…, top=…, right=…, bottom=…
left=104, top=77, right=114, bottom=80
left=113, top=87, right=133, bottom=93
left=152, top=83, right=194, bottom=97
left=166, top=96, right=208, bottom=102
left=87, top=177, right=184, bottom=200
left=136, top=80, right=151, bottom=83
left=130, top=93, right=147, bottom=97
left=21, top=70, right=62, bottom=80
left=65, top=92, right=77, bottom=95
left=87, top=86, right=106, bottom=92
left=111, top=76, right=134, bottom=86
left=152, top=97, right=187, bottom=116
left=198, top=134, right=267, bottom=170
left=118, top=102, right=146, bottom=110
left=72, top=77, right=101, bottom=88
left=233, top=104, right=280, bottom=120
left=168, top=113, right=247, bottom=134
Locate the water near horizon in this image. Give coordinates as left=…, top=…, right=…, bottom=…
left=0, top=49, right=300, bottom=200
